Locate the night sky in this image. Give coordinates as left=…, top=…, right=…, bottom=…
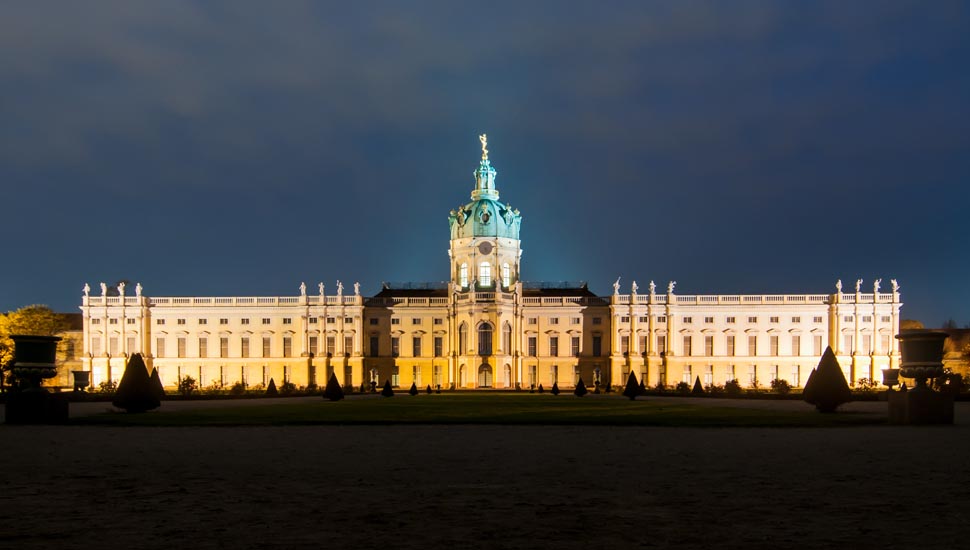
left=1, top=1, right=967, bottom=325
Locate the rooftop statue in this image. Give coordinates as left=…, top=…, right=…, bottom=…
left=354, top=281, right=360, bottom=296
left=479, top=133, right=488, bottom=161
left=836, top=279, right=842, bottom=292
left=100, top=282, right=107, bottom=296
left=648, top=280, right=656, bottom=294
left=117, top=282, right=126, bottom=295
left=613, top=277, right=620, bottom=295
left=631, top=280, right=638, bottom=294
left=135, top=283, right=142, bottom=296
left=668, top=280, right=676, bottom=294
left=299, top=281, right=306, bottom=296
left=318, top=282, right=325, bottom=296
left=336, top=280, right=343, bottom=296
left=83, top=283, right=90, bottom=297
left=855, top=278, right=863, bottom=293
left=891, top=279, right=899, bottom=292
left=873, top=279, right=881, bottom=293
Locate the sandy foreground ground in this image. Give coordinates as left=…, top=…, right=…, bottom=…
left=1, top=400, right=969, bottom=550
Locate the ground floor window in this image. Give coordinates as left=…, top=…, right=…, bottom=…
left=791, top=365, right=800, bottom=387
left=392, top=366, right=400, bottom=387
left=413, top=365, right=421, bottom=386
left=528, top=365, right=537, bottom=387
left=704, top=365, right=713, bottom=386
left=683, top=365, right=692, bottom=384
left=433, top=365, right=441, bottom=387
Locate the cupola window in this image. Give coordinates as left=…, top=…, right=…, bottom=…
left=479, top=262, right=492, bottom=287
left=502, top=263, right=511, bottom=288
left=459, top=263, right=468, bottom=288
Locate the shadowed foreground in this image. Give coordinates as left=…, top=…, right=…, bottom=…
left=1, top=424, right=967, bottom=549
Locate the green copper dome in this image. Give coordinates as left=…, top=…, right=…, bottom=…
left=449, top=155, right=522, bottom=240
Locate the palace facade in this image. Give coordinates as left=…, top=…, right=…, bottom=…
left=79, top=138, right=902, bottom=390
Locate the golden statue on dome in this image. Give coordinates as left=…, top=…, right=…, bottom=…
left=479, top=133, right=488, bottom=161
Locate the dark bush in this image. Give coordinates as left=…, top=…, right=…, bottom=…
left=551, top=382, right=560, bottom=395
left=229, top=381, right=247, bottom=396
left=691, top=376, right=704, bottom=395
left=112, top=354, right=160, bottom=413
left=574, top=378, right=588, bottom=397
left=177, top=375, right=196, bottom=396
left=323, top=373, right=344, bottom=401
left=803, top=346, right=852, bottom=413
left=771, top=378, right=792, bottom=395
left=724, top=379, right=742, bottom=396
left=149, top=367, right=165, bottom=401
left=265, top=378, right=279, bottom=396
left=279, top=380, right=297, bottom=395
left=426, top=384, right=433, bottom=394
left=538, top=384, right=544, bottom=393
left=381, top=380, right=394, bottom=397
left=408, top=382, right=418, bottom=396
left=675, top=381, right=691, bottom=395
left=622, top=371, right=640, bottom=400
left=639, top=378, right=646, bottom=395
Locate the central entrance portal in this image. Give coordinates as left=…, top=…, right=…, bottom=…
left=478, top=363, right=493, bottom=388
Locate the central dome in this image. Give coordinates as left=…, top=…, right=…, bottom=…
left=448, top=152, right=521, bottom=240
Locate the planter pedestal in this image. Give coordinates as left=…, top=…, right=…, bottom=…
left=890, top=331, right=954, bottom=425
left=888, top=387, right=954, bottom=425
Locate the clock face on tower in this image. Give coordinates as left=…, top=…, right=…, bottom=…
left=478, top=242, right=493, bottom=255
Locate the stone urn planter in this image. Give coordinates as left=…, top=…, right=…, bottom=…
left=72, top=370, right=91, bottom=392
left=5, top=335, right=69, bottom=424
left=881, top=368, right=900, bottom=389
left=890, top=330, right=953, bottom=425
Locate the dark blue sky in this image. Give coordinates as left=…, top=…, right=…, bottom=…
left=1, top=1, right=968, bottom=325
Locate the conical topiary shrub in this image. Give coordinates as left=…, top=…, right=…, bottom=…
left=574, top=377, right=588, bottom=397
left=409, top=382, right=419, bottom=396
left=149, top=367, right=165, bottom=401
left=803, top=368, right=817, bottom=401
left=639, top=378, right=646, bottom=395
left=381, top=380, right=394, bottom=397
left=265, top=378, right=278, bottom=396
left=551, top=382, right=560, bottom=395
left=803, top=347, right=852, bottom=413
left=426, top=384, right=433, bottom=394
left=623, top=371, right=640, bottom=400
left=538, top=384, right=544, bottom=393
left=112, top=354, right=160, bottom=413
left=692, top=376, right=705, bottom=395
left=322, top=372, right=344, bottom=401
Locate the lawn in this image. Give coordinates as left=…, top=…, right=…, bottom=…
left=72, top=393, right=884, bottom=427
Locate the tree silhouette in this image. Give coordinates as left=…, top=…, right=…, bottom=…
left=622, top=371, right=640, bottom=400
left=574, top=377, right=588, bottom=397
left=381, top=380, right=394, bottom=397
left=265, top=378, right=278, bottom=396
left=538, top=383, right=544, bottom=393
left=551, top=382, right=560, bottom=395
left=692, top=376, right=705, bottom=395
left=149, top=367, right=165, bottom=401
left=802, top=347, right=852, bottom=413
left=322, top=372, right=344, bottom=401
left=408, top=382, right=419, bottom=396
left=112, top=354, right=160, bottom=413
left=426, top=384, right=433, bottom=394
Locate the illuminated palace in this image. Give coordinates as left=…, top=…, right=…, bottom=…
left=79, top=136, right=902, bottom=391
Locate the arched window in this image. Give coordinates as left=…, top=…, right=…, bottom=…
left=502, top=323, right=512, bottom=353
left=459, top=263, right=468, bottom=288
left=502, top=263, right=511, bottom=288
left=479, top=262, right=492, bottom=287
left=459, top=323, right=468, bottom=354
left=478, top=323, right=493, bottom=356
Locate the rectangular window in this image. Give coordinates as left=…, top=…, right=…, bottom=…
left=843, top=335, right=853, bottom=354
left=309, top=317, right=318, bottom=324
left=791, top=316, right=801, bottom=323
left=813, top=316, right=823, bottom=323
left=683, top=365, right=692, bottom=384
left=748, top=316, right=757, bottom=323
left=592, top=336, right=602, bottom=357
left=792, top=366, right=800, bottom=387
left=126, top=318, right=136, bottom=325
left=657, top=335, right=666, bottom=355
left=638, top=316, right=648, bottom=323
left=748, top=335, right=758, bottom=356
left=726, top=316, right=735, bottom=324
left=862, top=334, right=871, bottom=355
left=391, top=366, right=400, bottom=388
left=727, top=335, right=736, bottom=356
left=592, top=317, right=602, bottom=325
left=309, top=336, right=318, bottom=356
left=177, top=319, right=186, bottom=325
left=369, top=336, right=379, bottom=357
left=683, top=335, right=692, bottom=356
left=198, top=318, right=207, bottom=325
left=814, top=335, right=823, bottom=356
left=91, top=337, right=102, bottom=356
left=683, top=317, right=692, bottom=324
left=638, top=335, right=647, bottom=354
left=620, top=336, right=629, bottom=355
left=412, top=336, right=422, bottom=357
left=881, top=335, right=891, bottom=354
left=550, top=364, right=559, bottom=384
left=241, top=318, right=250, bottom=325
left=156, top=319, right=164, bottom=325
left=219, top=318, right=228, bottom=325
left=241, top=337, right=250, bottom=358
left=704, top=365, right=713, bottom=386
left=391, top=318, right=400, bottom=325
left=282, top=318, right=292, bottom=325
left=109, top=318, right=118, bottom=325
left=434, top=318, right=444, bottom=325
left=326, top=337, right=335, bottom=356
left=413, top=365, right=421, bottom=386
left=392, top=337, right=400, bottom=357
left=91, top=318, right=101, bottom=325
left=434, top=337, right=443, bottom=357
left=725, top=364, right=735, bottom=382
left=528, top=318, right=537, bottom=325
left=571, top=317, right=581, bottom=325
left=177, top=338, right=186, bottom=358
left=704, top=336, right=714, bottom=356
left=571, top=336, right=580, bottom=356
left=412, top=318, right=421, bottom=325
left=862, top=316, right=872, bottom=323
left=108, top=338, right=119, bottom=355
left=657, top=316, right=666, bottom=323
left=220, top=337, right=229, bottom=358
left=369, top=318, right=378, bottom=325
left=844, top=315, right=853, bottom=322
left=704, top=316, right=714, bottom=324
left=748, top=365, right=757, bottom=385
left=528, top=337, right=537, bottom=357
left=155, top=338, right=164, bottom=358
left=549, top=336, right=559, bottom=357
left=262, top=337, right=271, bottom=358
left=550, top=317, right=560, bottom=325
left=769, top=317, right=779, bottom=323
left=344, top=336, right=353, bottom=355
left=881, top=316, right=891, bottom=323
left=199, top=337, right=208, bottom=358
left=126, top=337, right=136, bottom=354
left=770, top=335, right=779, bottom=356
left=262, top=318, right=271, bottom=325
left=620, top=316, right=630, bottom=323
left=769, top=365, right=778, bottom=382
left=433, top=366, right=442, bottom=386
left=326, top=317, right=335, bottom=324
left=574, top=365, right=581, bottom=385
left=792, top=335, right=801, bottom=356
